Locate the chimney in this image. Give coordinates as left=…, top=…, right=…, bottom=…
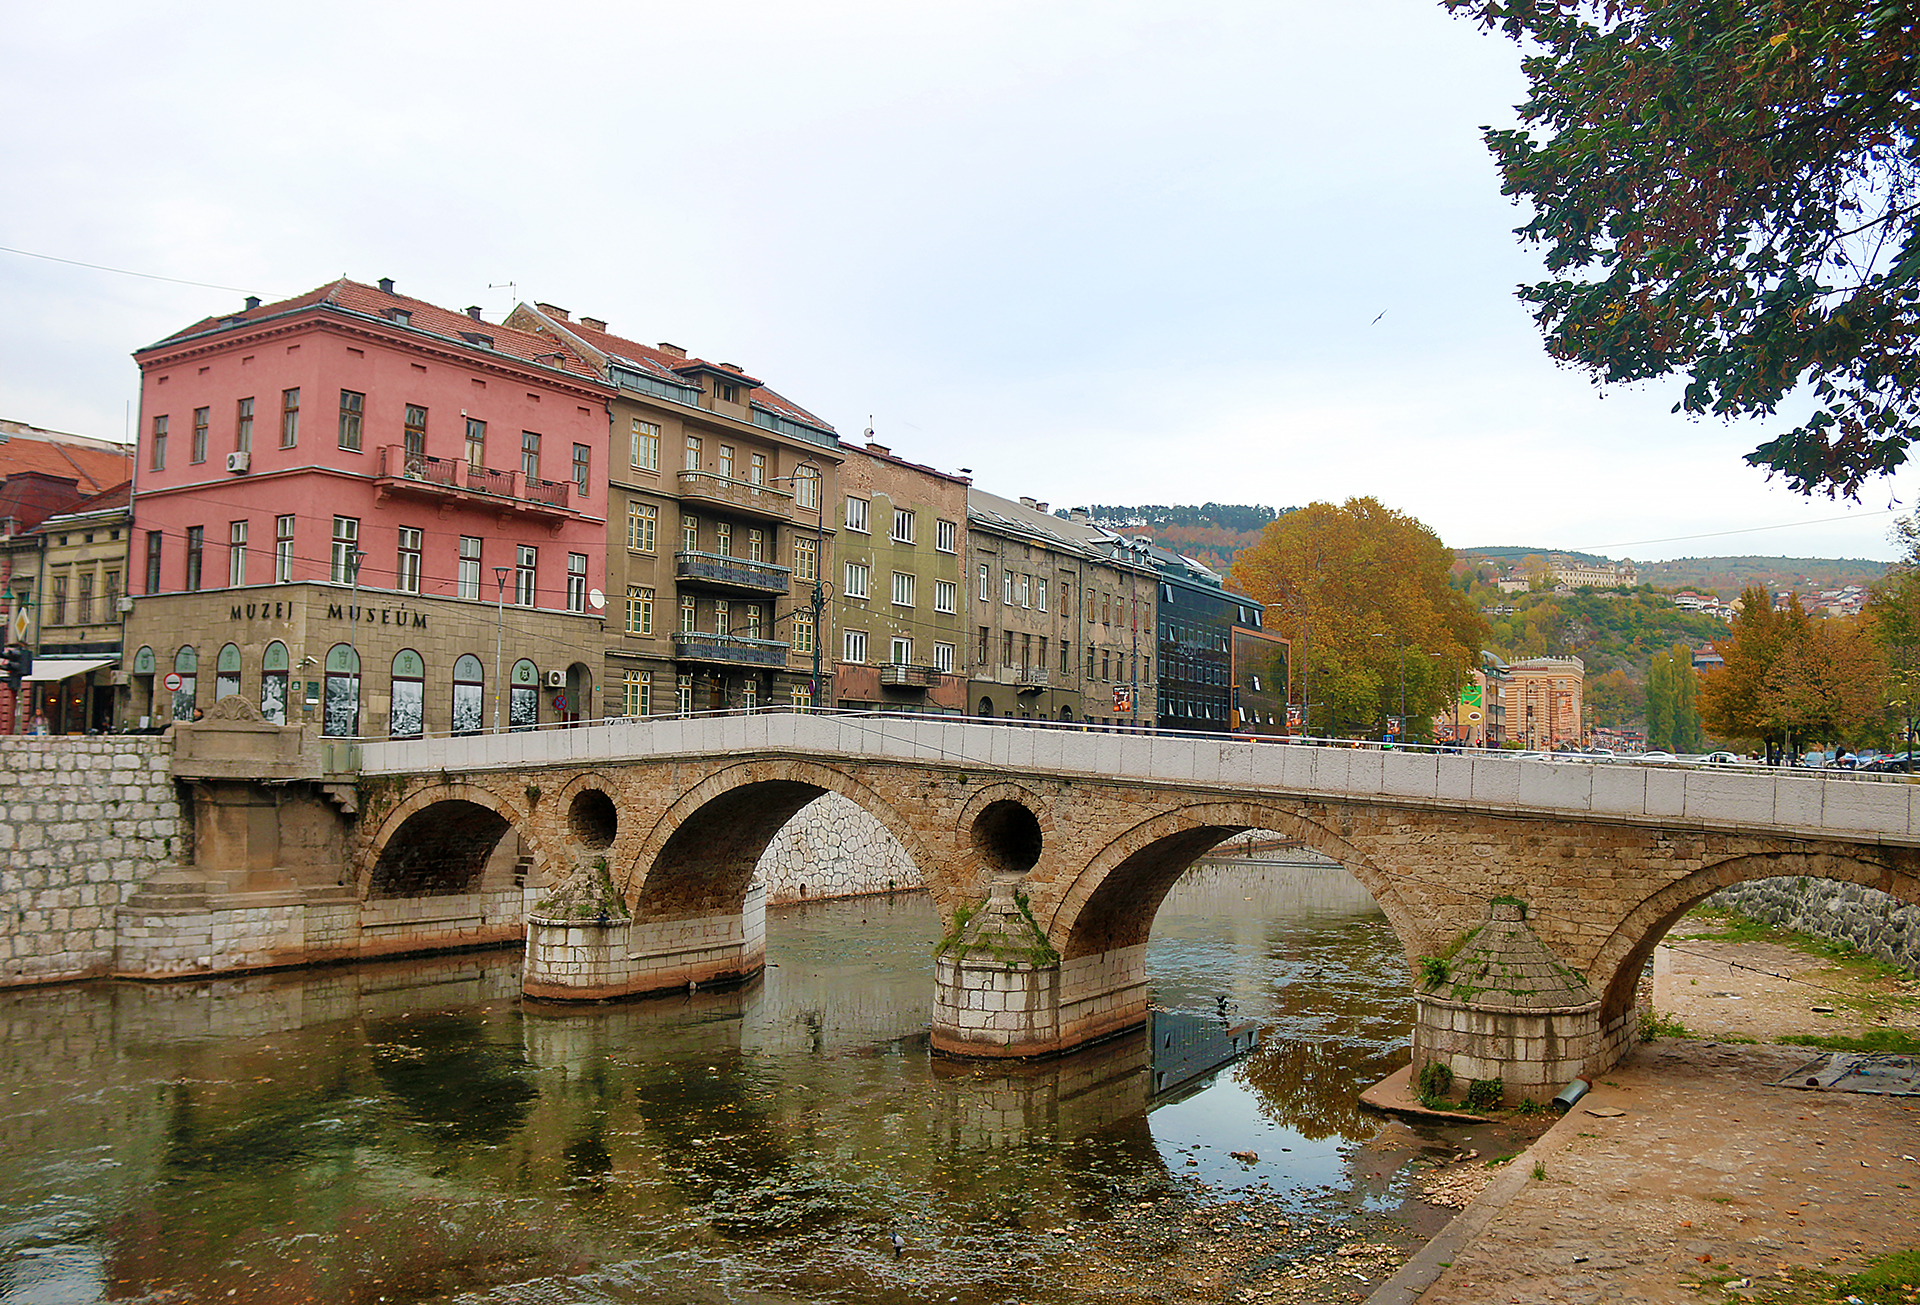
left=378, top=277, right=394, bottom=294
left=657, top=342, right=687, bottom=359
left=1035, top=502, right=1049, bottom=514
left=581, top=316, right=608, bottom=331
left=466, top=306, right=484, bottom=321
left=1070, top=508, right=1088, bottom=524
left=867, top=441, right=891, bottom=457
left=1019, top=497, right=1038, bottom=509
left=535, top=302, right=570, bottom=322
left=244, top=295, right=261, bottom=311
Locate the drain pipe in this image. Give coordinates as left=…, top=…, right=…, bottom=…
left=1551, top=1077, right=1591, bottom=1112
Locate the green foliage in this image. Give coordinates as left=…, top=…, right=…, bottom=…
left=1484, top=588, right=1726, bottom=682
left=1701, top=584, right=1888, bottom=750
left=1447, top=0, right=1920, bottom=499
left=1640, top=555, right=1887, bottom=599
left=1416, top=1060, right=1454, bottom=1105
left=1778, top=1028, right=1920, bottom=1056
left=1464, top=1078, right=1505, bottom=1110
left=1530, top=1160, right=1547, bottom=1182
left=1513, top=1097, right=1547, bottom=1117
left=1639, top=1007, right=1694, bottom=1042
left=1071, top=503, right=1286, bottom=533
left=1418, top=955, right=1451, bottom=989
left=1645, top=643, right=1707, bottom=752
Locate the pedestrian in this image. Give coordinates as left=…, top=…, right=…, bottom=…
left=28, top=712, right=47, bottom=736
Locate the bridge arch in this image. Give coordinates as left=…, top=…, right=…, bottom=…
left=1590, top=848, right=1920, bottom=1027
left=1044, top=799, right=1426, bottom=967
left=359, top=780, right=539, bottom=900
left=622, top=759, right=953, bottom=923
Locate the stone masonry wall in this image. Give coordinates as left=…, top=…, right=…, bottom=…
left=757, top=792, right=924, bottom=905
left=1711, top=877, right=1920, bottom=975
left=0, top=736, right=182, bottom=986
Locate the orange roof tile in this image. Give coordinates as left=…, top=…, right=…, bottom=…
left=0, top=420, right=134, bottom=495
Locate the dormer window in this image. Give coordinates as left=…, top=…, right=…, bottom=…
left=389, top=309, right=412, bottom=326
left=713, top=379, right=738, bottom=403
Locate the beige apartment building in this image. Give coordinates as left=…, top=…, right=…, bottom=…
left=831, top=439, right=970, bottom=714
left=966, top=491, right=1158, bottom=724
left=19, top=482, right=133, bottom=732
left=1496, top=655, right=1585, bottom=750
left=506, top=304, right=842, bottom=715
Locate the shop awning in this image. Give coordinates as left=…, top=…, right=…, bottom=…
left=24, top=657, right=117, bottom=683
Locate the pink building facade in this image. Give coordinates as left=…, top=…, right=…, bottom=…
left=124, top=279, right=616, bottom=736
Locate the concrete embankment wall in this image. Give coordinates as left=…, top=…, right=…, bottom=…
left=0, top=737, right=182, bottom=986
left=1711, top=878, right=1920, bottom=975
left=757, top=793, right=924, bottom=904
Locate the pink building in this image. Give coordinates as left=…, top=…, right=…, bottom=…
left=125, top=279, right=617, bottom=736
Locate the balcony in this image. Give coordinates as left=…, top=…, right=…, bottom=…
left=674, top=551, right=792, bottom=597
left=676, top=470, right=796, bottom=523
left=672, top=631, right=791, bottom=670
left=374, top=446, right=574, bottom=520
left=879, top=663, right=940, bottom=688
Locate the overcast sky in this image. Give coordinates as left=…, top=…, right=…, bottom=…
left=1, top=0, right=1905, bottom=564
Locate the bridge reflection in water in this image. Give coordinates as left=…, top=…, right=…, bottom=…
left=0, top=860, right=1451, bottom=1305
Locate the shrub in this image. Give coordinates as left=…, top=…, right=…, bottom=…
left=1417, top=1060, right=1454, bottom=1105
left=1464, top=1078, right=1505, bottom=1110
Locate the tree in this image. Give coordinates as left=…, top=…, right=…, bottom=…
left=1864, top=515, right=1920, bottom=748
left=1230, top=497, right=1488, bottom=740
left=1446, top=0, right=1920, bottom=498
left=1701, top=585, right=1886, bottom=753
left=1699, top=586, right=1809, bottom=750
left=1646, top=643, right=1707, bottom=751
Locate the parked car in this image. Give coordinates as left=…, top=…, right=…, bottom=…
left=1861, top=752, right=1920, bottom=773
left=1701, top=751, right=1749, bottom=766
left=1636, top=751, right=1680, bottom=765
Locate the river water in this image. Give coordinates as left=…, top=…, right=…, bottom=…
left=0, top=859, right=1502, bottom=1304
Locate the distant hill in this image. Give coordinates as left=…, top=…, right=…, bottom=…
left=1062, top=503, right=1294, bottom=575
left=1637, top=556, right=1888, bottom=598
left=1458, top=545, right=1613, bottom=567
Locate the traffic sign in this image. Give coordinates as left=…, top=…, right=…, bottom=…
left=164, top=671, right=183, bottom=692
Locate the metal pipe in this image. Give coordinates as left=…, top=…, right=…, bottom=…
left=1551, top=1077, right=1591, bottom=1112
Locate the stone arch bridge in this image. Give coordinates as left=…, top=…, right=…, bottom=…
left=353, top=712, right=1920, bottom=1100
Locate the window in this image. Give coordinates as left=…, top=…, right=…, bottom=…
left=397, top=527, right=422, bottom=594
left=977, top=626, right=989, bottom=662
left=718, top=444, right=734, bottom=479
left=745, top=604, right=763, bottom=638
left=935, top=579, right=957, bottom=613
left=1061, top=640, right=1071, bottom=674
left=936, top=518, right=957, bottom=553
left=566, top=553, right=587, bottom=613
left=573, top=443, right=590, bottom=495
left=515, top=545, right=537, bottom=606
left=747, top=528, right=763, bottom=562
left=74, top=574, right=94, bottom=624
left=844, top=562, right=869, bottom=598
left=715, top=522, right=731, bottom=557
left=185, top=526, right=204, bottom=592
left=680, top=596, right=696, bottom=632
left=627, top=502, right=657, bottom=552
left=151, top=415, right=167, bottom=471
left=794, top=465, right=819, bottom=510
left=934, top=641, right=954, bottom=673
left=449, top=654, right=482, bottom=734
left=713, top=378, right=738, bottom=403
left=623, top=670, right=651, bottom=717
left=145, top=530, right=162, bottom=593
left=626, top=586, right=654, bottom=635
left=979, top=563, right=990, bottom=601
left=630, top=419, right=660, bottom=470
left=104, top=570, right=119, bottom=616
left=713, top=598, right=729, bottom=634
left=228, top=521, right=248, bottom=587
left=891, top=571, right=915, bottom=606
left=400, top=405, right=426, bottom=459
left=280, top=388, right=300, bottom=447
left=682, top=513, right=699, bottom=554
left=390, top=649, right=424, bottom=739
left=457, top=535, right=481, bottom=599
left=743, top=680, right=757, bottom=711
left=236, top=397, right=254, bottom=452
left=1003, top=569, right=1015, bottom=603
left=339, top=391, right=365, bottom=451
left=192, top=407, right=209, bottom=463
left=1004, top=631, right=1015, bottom=666
left=677, top=677, right=693, bottom=714
left=749, top=452, right=766, bottom=485
left=890, top=636, right=913, bottom=664
left=50, top=575, right=67, bottom=625
left=520, top=431, right=541, bottom=480
left=1019, top=574, right=1031, bottom=608
left=465, top=418, right=486, bottom=471
left=1037, top=578, right=1048, bottom=612
left=891, top=508, right=915, bottom=543
left=793, top=537, right=817, bottom=582
left=684, top=435, right=701, bottom=471
left=330, top=517, right=360, bottom=583
left=792, top=612, right=814, bottom=655
left=843, top=629, right=868, bottom=662
left=791, top=683, right=812, bottom=708
left=846, top=497, right=870, bottom=533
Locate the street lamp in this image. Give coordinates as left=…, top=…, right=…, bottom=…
left=347, top=549, right=366, bottom=736
left=493, top=564, right=511, bottom=732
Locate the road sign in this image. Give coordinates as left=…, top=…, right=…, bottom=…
left=164, top=671, right=183, bottom=692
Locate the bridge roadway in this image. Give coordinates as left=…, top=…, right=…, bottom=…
left=354, top=710, right=1920, bottom=1098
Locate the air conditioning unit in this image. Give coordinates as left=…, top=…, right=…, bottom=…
left=543, top=669, right=566, bottom=689
left=117, top=596, right=134, bottom=613
left=226, top=451, right=251, bottom=473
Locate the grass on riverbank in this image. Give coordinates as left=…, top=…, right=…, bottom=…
left=1687, top=1245, right=1920, bottom=1304
left=1667, top=906, right=1920, bottom=1027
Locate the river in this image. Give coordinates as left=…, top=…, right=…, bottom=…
left=0, top=858, right=1523, bottom=1304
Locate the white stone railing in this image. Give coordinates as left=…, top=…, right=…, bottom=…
left=355, top=710, right=1920, bottom=847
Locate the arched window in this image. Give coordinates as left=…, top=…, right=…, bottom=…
left=260, top=641, right=289, bottom=725
left=390, top=649, right=425, bottom=738
left=323, top=643, right=360, bottom=737
left=509, top=658, right=539, bottom=732
left=978, top=696, right=994, bottom=718
left=171, top=646, right=198, bottom=721
left=452, top=654, right=484, bottom=735
left=1059, top=704, right=1074, bottom=722
left=215, top=642, right=242, bottom=701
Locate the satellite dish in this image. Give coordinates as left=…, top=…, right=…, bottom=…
left=588, top=588, right=605, bottom=610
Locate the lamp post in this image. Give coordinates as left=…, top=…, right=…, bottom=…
left=493, top=564, right=511, bottom=732
left=347, top=549, right=366, bottom=735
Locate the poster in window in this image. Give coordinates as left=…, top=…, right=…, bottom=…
left=260, top=674, right=287, bottom=726
left=452, top=683, right=482, bottom=735
left=323, top=673, right=359, bottom=736
left=509, top=684, right=538, bottom=732
left=390, top=679, right=424, bottom=738
left=171, top=676, right=196, bottom=721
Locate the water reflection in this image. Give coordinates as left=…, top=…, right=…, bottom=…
left=0, top=858, right=1440, bottom=1305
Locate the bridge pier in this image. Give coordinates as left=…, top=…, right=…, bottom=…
left=524, top=881, right=767, bottom=1002
left=1410, top=900, right=1614, bottom=1103
left=931, top=880, right=1149, bottom=1058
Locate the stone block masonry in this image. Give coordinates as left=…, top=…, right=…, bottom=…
left=0, top=737, right=184, bottom=987
left=757, top=792, right=924, bottom=904
left=1711, top=878, right=1920, bottom=975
